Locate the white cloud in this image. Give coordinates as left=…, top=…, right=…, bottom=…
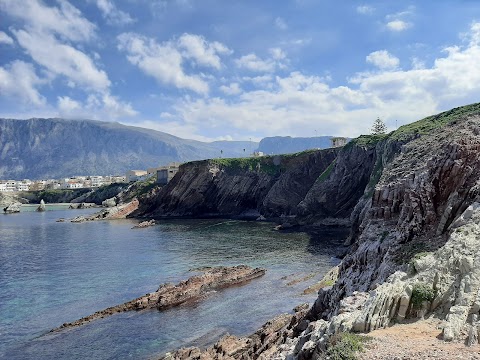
left=13, top=29, right=111, bottom=92
left=356, top=5, right=375, bottom=15
left=385, top=6, right=414, bottom=32
left=57, top=96, right=81, bottom=112
left=275, top=17, right=288, bottom=30
left=0, top=60, right=45, bottom=105
left=366, top=50, right=400, bottom=70
left=235, top=54, right=274, bottom=72
left=386, top=20, right=411, bottom=32
left=94, top=0, right=135, bottom=26
left=178, top=33, right=232, bottom=69
left=118, top=32, right=230, bottom=94
left=0, top=31, right=14, bottom=45
left=163, top=22, right=480, bottom=138
left=0, top=0, right=96, bottom=42
left=220, top=83, right=241, bottom=95
left=57, top=94, right=137, bottom=119
left=269, top=47, right=286, bottom=60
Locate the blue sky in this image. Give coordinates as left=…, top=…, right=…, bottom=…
left=1, top=0, right=480, bottom=141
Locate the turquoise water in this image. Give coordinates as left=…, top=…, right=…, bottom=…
left=0, top=209, right=344, bottom=359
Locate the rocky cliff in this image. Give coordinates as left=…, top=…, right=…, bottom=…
left=134, top=149, right=340, bottom=220
left=154, top=102, right=480, bottom=358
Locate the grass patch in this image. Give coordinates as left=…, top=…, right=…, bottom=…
left=347, top=134, right=389, bottom=148
left=391, top=102, right=480, bottom=141
left=316, top=159, right=336, bottom=183
left=210, top=157, right=281, bottom=175
left=326, top=332, right=371, bottom=360
left=411, top=283, right=435, bottom=310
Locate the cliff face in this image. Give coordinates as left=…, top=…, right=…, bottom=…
left=160, top=103, right=480, bottom=359
left=135, top=149, right=339, bottom=219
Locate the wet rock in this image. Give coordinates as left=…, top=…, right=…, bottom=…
left=132, top=219, right=155, bottom=229
left=51, top=265, right=265, bottom=332
left=3, top=202, right=21, bottom=213
left=36, top=199, right=46, bottom=212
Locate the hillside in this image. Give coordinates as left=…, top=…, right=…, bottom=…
left=0, top=118, right=253, bottom=180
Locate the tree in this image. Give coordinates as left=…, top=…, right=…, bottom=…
left=371, top=117, right=387, bottom=135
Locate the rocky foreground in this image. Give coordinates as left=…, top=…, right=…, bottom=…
left=51, top=265, right=265, bottom=332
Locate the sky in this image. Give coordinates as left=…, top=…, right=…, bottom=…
left=1, top=1, right=480, bottom=142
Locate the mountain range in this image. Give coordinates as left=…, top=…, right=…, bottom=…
left=0, top=118, right=337, bottom=179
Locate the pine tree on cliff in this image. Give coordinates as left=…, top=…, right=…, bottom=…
left=371, top=117, right=387, bottom=135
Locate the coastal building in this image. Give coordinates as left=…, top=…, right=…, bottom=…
left=252, top=151, right=265, bottom=157
left=6, top=180, right=16, bottom=192
left=156, top=163, right=181, bottom=185
left=89, top=176, right=104, bottom=187
left=331, top=137, right=348, bottom=148
left=126, top=170, right=148, bottom=182
left=0, top=183, right=6, bottom=192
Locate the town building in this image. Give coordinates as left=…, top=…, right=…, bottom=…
left=156, top=163, right=181, bottom=185
left=126, top=170, right=148, bottom=182
left=331, top=137, right=348, bottom=148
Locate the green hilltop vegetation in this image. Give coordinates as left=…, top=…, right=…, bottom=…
left=208, top=148, right=322, bottom=175
left=347, top=102, right=480, bottom=148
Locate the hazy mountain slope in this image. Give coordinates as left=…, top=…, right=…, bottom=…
left=0, top=118, right=245, bottom=179
left=209, top=140, right=259, bottom=157
left=257, top=136, right=339, bottom=155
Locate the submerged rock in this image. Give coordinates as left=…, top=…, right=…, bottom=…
left=132, top=219, right=155, bottom=228
left=51, top=265, right=266, bottom=332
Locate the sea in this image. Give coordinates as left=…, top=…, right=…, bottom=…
left=0, top=207, right=344, bottom=359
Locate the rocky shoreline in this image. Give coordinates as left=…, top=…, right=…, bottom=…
left=124, top=104, right=480, bottom=359
left=51, top=265, right=266, bottom=332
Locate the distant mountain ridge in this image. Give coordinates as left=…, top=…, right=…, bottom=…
left=256, top=136, right=343, bottom=155
left=0, top=118, right=256, bottom=180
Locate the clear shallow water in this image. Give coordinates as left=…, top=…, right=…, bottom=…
left=0, top=210, right=344, bottom=359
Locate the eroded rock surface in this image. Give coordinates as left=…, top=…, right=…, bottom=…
left=51, top=265, right=265, bottom=332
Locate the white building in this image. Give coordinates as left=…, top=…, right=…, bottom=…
left=0, top=183, right=7, bottom=192
left=126, top=170, right=148, bottom=182
left=5, top=180, right=16, bottom=192
left=89, top=176, right=104, bottom=187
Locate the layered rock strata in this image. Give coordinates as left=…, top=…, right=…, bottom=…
left=133, top=149, right=340, bottom=221
left=51, top=265, right=265, bottom=332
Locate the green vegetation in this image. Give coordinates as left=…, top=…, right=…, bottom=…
left=391, top=102, right=480, bottom=141
left=346, top=134, right=389, bottom=149
left=411, top=283, right=436, bottom=310
left=380, top=231, right=389, bottom=243
left=371, top=117, right=387, bottom=135
left=326, top=332, right=370, bottom=360
left=316, top=159, right=336, bottom=183
left=22, top=188, right=90, bottom=203
left=211, top=157, right=281, bottom=175
left=127, top=176, right=158, bottom=200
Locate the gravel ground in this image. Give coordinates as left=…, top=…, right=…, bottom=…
left=358, top=318, right=480, bottom=360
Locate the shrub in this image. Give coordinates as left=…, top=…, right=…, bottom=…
left=326, top=332, right=370, bottom=360
left=411, top=283, right=435, bottom=310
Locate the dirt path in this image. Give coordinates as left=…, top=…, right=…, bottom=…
left=358, top=318, right=480, bottom=360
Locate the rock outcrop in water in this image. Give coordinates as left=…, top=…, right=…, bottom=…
left=144, top=103, right=480, bottom=358
left=52, top=265, right=265, bottom=332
